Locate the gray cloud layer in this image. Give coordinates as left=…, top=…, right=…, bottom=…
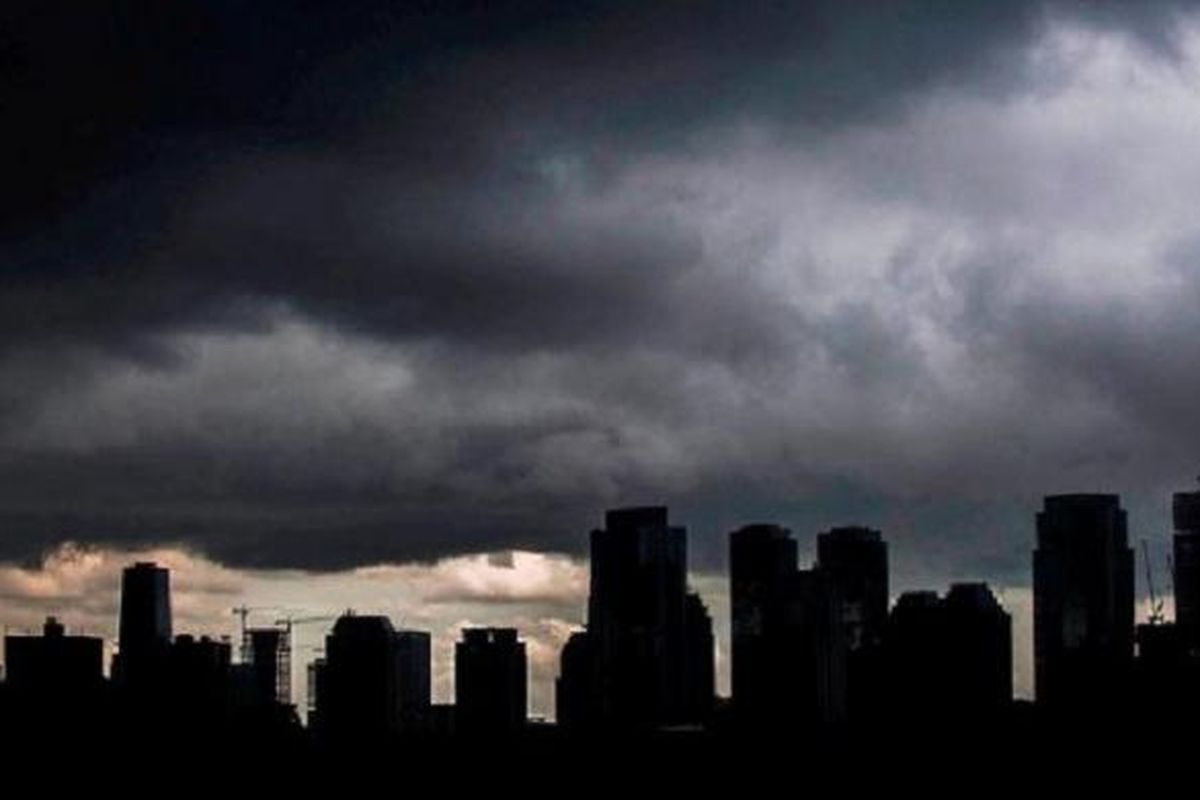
left=2, top=3, right=1199, bottom=588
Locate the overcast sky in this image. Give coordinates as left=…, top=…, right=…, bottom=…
left=4, top=1, right=1200, bottom=713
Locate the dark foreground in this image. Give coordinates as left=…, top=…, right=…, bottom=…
left=0, top=702, right=1169, bottom=794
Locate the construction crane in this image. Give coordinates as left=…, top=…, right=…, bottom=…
left=1169, top=552, right=1177, bottom=607
left=1142, top=539, right=1166, bottom=625
left=230, top=606, right=279, bottom=662
left=271, top=614, right=336, bottom=707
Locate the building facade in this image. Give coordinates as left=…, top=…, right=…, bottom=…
left=1033, top=494, right=1134, bottom=710
left=456, top=627, right=527, bottom=734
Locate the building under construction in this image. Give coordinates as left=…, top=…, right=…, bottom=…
left=245, top=627, right=291, bottom=706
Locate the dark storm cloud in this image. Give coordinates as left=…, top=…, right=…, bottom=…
left=3, top=1, right=1200, bottom=573
left=2, top=0, right=1188, bottom=354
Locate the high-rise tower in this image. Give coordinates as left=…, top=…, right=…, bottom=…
left=1033, top=494, right=1134, bottom=709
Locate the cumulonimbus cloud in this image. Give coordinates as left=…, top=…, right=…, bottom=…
left=1, top=3, right=1198, bottom=583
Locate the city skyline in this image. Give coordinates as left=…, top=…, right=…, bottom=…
left=7, top=2, right=1200, bottom=745
left=0, top=491, right=1184, bottom=721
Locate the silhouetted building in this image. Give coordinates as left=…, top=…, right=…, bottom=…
left=555, top=630, right=596, bottom=730
left=730, top=523, right=798, bottom=722
left=315, top=614, right=430, bottom=741
left=818, top=526, right=889, bottom=650
left=2, top=617, right=106, bottom=742
left=683, top=592, right=715, bottom=722
left=168, top=634, right=233, bottom=722
left=1033, top=494, right=1134, bottom=711
left=886, top=584, right=1011, bottom=725
left=456, top=627, right=527, bottom=734
left=817, top=525, right=888, bottom=724
left=306, top=657, right=326, bottom=728
left=729, top=523, right=848, bottom=731
left=394, top=630, right=432, bottom=730
left=1137, top=622, right=1181, bottom=663
left=588, top=506, right=705, bottom=727
left=557, top=506, right=713, bottom=730
left=1135, top=621, right=1187, bottom=713
left=246, top=628, right=289, bottom=706
left=786, top=568, right=847, bottom=729
left=729, top=524, right=847, bottom=731
left=1173, top=490, right=1200, bottom=657
left=318, top=614, right=397, bottom=739
left=114, top=562, right=172, bottom=688
left=942, top=582, right=1012, bottom=715
left=4, top=617, right=104, bottom=698
left=886, top=591, right=944, bottom=720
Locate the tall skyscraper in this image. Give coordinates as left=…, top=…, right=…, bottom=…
left=590, top=505, right=686, bottom=726
left=315, top=614, right=431, bottom=741
left=817, top=526, right=889, bottom=651
left=1173, top=489, right=1200, bottom=656
left=558, top=506, right=713, bottom=729
left=455, top=627, right=527, bottom=734
left=394, top=630, right=432, bottom=730
left=817, top=526, right=888, bottom=723
left=729, top=524, right=846, bottom=730
left=786, top=567, right=847, bottom=728
left=1033, top=494, right=1134, bottom=709
left=730, top=524, right=799, bottom=721
left=115, top=561, right=172, bottom=688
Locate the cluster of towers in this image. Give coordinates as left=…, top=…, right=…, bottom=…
left=3, top=488, right=1200, bottom=752
left=554, top=493, right=1197, bottom=735
left=556, top=512, right=1012, bottom=736
left=307, top=617, right=527, bottom=740
left=0, top=563, right=532, bottom=748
